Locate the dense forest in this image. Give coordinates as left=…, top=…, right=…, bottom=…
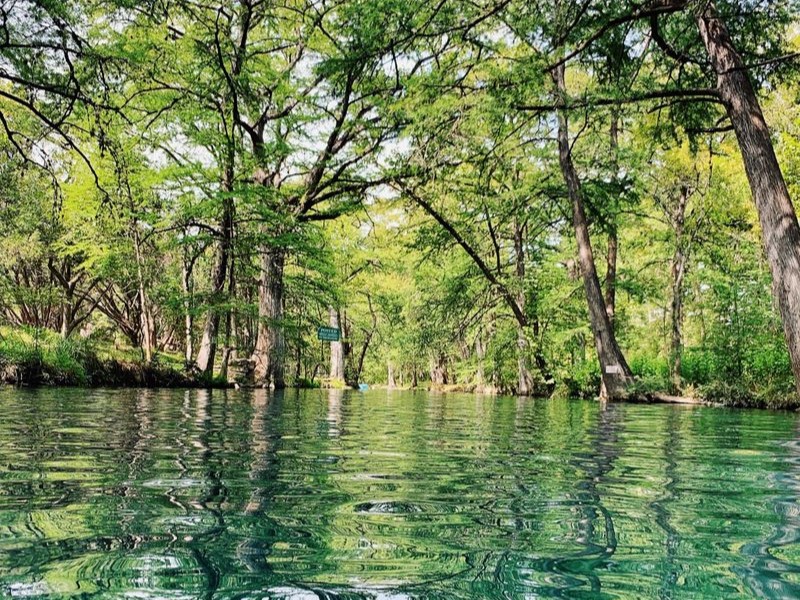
left=1, top=0, right=799, bottom=406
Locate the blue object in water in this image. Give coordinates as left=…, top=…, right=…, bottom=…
left=358, top=383, right=369, bottom=391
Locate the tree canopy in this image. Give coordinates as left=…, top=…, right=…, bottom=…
left=0, top=0, right=799, bottom=405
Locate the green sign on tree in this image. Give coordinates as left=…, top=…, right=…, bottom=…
left=317, top=326, right=340, bottom=342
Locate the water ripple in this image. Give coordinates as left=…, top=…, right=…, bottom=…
left=1, top=388, right=799, bottom=598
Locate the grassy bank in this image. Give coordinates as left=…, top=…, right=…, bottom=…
left=557, top=350, right=799, bottom=409
left=0, top=328, right=202, bottom=388
left=2, top=328, right=798, bottom=409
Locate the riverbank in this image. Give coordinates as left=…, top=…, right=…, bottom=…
left=0, top=329, right=212, bottom=388
left=0, top=356, right=204, bottom=388
left=1, top=329, right=798, bottom=408
left=358, top=382, right=800, bottom=410
left=633, top=381, right=800, bottom=410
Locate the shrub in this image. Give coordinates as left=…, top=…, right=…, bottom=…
left=0, top=329, right=91, bottom=385
left=680, top=349, right=717, bottom=386
left=295, top=377, right=321, bottom=389
left=698, top=380, right=756, bottom=407
left=629, top=354, right=669, bottom=380
left=745, top=344, right=792, bottom=386
left=562, top=361, right=601, bottom=398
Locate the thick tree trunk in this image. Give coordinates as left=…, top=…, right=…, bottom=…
left=194, top=249, right=226, bottom=373
left=430, top=355, right=448, bottom=386
left=696, top=4, right=800, bottom=398
left=329, top=306, right=344, bottom=382
left=251, top=247, right=286, bottom=388
left=670, top=185, right=689, bottom=390
left=516, top=329, right=535, bottom=395
left=341, top=311, right=359, bottom=387
left=553, top=64, right=633, bottom=399
left=60, top=300, right=70, bottom=338
left=195, top=178, right=235, bottom=374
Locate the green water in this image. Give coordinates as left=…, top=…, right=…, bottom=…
left=1, top=389, right=800, bottom=599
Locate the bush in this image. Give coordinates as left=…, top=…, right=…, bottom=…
left=627, top=374, right=671, bottom=397
left=745, top=344, right=792, bottom=386
left=561, top=361, right=601, bottom=398
left=680, top=349, right=717, bottom=386
left=0, top=328, right=200, bottom=388
left=0, top=329, right=90, bottom=385
left=628, top=354, right=671, bottom=392
left=629, top=354, right=669, bottom=380
left=686, top=345, right=797, bottom=408
left=45, top=337, right=90, bottom=385
left=752, top=380, right=798, bottom=410
left=0, top=330, right=44, bottom=383
left=697, top=380, right=755, bottom=407
left=295, top=377, right=321, bottom=389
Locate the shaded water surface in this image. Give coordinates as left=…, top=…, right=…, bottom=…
left=2, top=388, right=800, bottom=598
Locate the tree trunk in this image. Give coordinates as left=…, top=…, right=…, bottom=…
left=59, top=280, right=76, bottom=339
left=195, top=175, right=235, bottom=374
left=430, top=355, right=448, bottom=386
left=194, top=246, right=226, bottom=373
left=513, top=218, right=535, bottom=395
left=251, top=247, right=286, bottom=388
left=553, top=63, right=633, bottom=399
left=182, top=251, right=194, bottom=367
left=132, top=227, right=155, bottom=364
left=670, top=259, right=686, bottom=391
left=354, top=294, right=377, bottom=384
left=605, top=227, right=618, bottom=329
left=220, top=250, right=236, bottom=381
left=49, top=258, right=92, bottom=340
left=387, top=361, right=396, bottom=388
left=516, top=330, right=535, bottom=395
left=696, top=3, right=800, bottom=398
left=329, top=306, right=345, bottom=382
left=475, top=330, right=486, bottom=391
left=605, top=113, right=620, bottom=329
left=670, top=185, right=689, bottom=391
left=341, top=310, right=359, bottom=387
left=60, top=301, right=70, bottom=338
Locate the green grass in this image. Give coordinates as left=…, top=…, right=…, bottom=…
left=555, top=348, right=799, bottom=408
left=0, top=327, right=201, bottom=388
left=0, top=328, right=89, bottom=385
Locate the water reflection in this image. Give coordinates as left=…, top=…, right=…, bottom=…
left=327, top=388, right=343, bottom=437
left=1, top=388, right=800, bottom=598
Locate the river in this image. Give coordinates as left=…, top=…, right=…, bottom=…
left=1, top=388, right=799, bottom=598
